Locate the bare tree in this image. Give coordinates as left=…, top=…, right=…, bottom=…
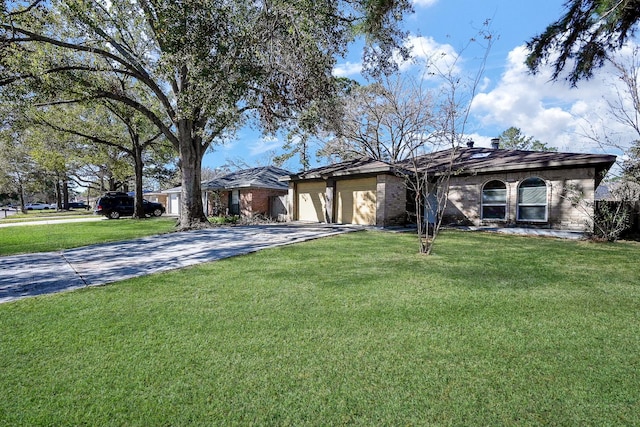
left=318, top=76, right=434, bottom=163
left=400, top=29, right=494, bottom=254
left=578, top=46, right=640, bottom=184
left=315, top=26, right=494, bottom=254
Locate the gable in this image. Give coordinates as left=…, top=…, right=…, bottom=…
left=203, top=166, right=291, bottom=191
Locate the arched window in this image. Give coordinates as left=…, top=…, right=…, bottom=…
left=517, top=177, right=548, bottom=221
left=482, top=180, right=507, bottom=220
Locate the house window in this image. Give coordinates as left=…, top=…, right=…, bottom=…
left=517, top=177, right=548, bottom=221
left=482, top=180, right=507, bottom=220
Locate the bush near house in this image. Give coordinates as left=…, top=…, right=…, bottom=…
left=208, top=215, right=239, bottom=225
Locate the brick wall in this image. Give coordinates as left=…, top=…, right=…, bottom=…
left=248, top=188, right=288, bottom=217
left=376, top=174, right=407, bottom=226
left=239, top=191, right=252, bottom=217
left=442, top=167, right=596, bottom=231
left=207, top=188, right=287, bottom=217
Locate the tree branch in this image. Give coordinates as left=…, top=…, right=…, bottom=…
left=33, top=114, right=134, bottom=156
left=1, top=23, right=177, bottom=121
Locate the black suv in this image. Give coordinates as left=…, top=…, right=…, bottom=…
left=94, top=192, right=165, bottom=219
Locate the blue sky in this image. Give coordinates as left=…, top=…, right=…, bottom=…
left=203, top=0, right=631, bottom=173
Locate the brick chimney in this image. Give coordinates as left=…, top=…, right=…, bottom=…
left=491, top=138, right=500, bottom=149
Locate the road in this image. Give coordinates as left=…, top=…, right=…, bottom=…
left=0, top=215, right=105, bottom=227
left=0, top=208, right=17, bottom=220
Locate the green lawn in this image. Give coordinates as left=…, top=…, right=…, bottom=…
left=0, top=208, right=94, bottom=222
left=0, top=217, right=177, bottom=255
left=0, top=231, right=638, bottom=425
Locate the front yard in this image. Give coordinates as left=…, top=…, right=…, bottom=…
left=0, top=230, right=638, bottom=425
left=0, top=217, right=176, bottom=256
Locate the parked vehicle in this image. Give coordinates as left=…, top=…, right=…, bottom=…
left=94, top=192, right=165, bottom=219
left=68, top=202, right=90, bottom=210
left=25, top=202, right=52, bottom=210
left=47, top=201, right=91, bottom=210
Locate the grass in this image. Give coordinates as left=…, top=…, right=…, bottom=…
left=0, top=209, right=94, bottom=223
left=0, top=217, right=177, bottom=255
left=0, top=230, right=639, bottom=425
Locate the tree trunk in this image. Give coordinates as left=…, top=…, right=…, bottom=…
left=63, top=180, right=69, bottom=209
left=54, top=177, right=62, bottom=210
left=177, top=120, right=209, bottom=229
left=133, top=143, right=145, bottom=219
left=18, top=183, right=26, bottom=214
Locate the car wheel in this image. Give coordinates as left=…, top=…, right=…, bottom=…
left=108, top=211, right=121, bottom=219
left=152, top=208, right=163, bottom=217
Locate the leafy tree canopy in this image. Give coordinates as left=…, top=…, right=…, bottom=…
left=498, top=127, right=558, bottom=152
left=0, top=0, right=412, bottom=229
left=526, top=0, right=640, bottom=85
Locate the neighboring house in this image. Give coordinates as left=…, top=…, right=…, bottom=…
left=282, top=147, right=617, bottom=232
left=163, top=166, right=291, bottom=219
left=130, top=191, right=168, bottom=209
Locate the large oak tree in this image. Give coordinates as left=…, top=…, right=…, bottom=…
left=1, top=0, right=411, bottom=229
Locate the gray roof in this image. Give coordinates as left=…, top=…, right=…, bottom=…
left=281, top=158, right=396, bottom=182
left=283, top=148, right=616, bottom=185
left=164, top=166, right=291, bottom=193
left=405, top=147, right=616, bottom=176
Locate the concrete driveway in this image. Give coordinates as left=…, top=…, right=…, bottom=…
left=0, top=224, right=355, bottom=304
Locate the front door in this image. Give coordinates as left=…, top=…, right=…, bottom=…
left=228, top=190, right=240, bottom=215
left=424, top=188, right=438, bottom=225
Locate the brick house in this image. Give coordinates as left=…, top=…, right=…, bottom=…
left=282, top=147, right=616, bottom=231
left=163, top=166, right=291, bottom=219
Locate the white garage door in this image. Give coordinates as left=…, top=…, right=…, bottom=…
left=168, top=193, right=180, bottom=215
left=336, top=178, right=377, bottom=225
left=297, top=181, right=327, bottom=222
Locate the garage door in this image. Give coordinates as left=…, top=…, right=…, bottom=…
left=337, top=177, right=377, bottom=225
left=168, top=193, right=180, bottom=215
left=297, top=181, right=327, bottom=222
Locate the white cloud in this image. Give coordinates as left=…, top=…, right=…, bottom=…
left=333, top=36, right=458, bottom=80
left=412, top=0, right=438, bottom=7
left=333, top=61, right=363, bottom=77
left=401, top=35, right=461, bottom=76
left=249, top=136, right=281, bottom=156
left=470, top=44, right=636, bottom=154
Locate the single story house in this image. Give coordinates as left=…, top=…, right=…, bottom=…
left=163, top=166, right=291, bottom=219
left=281, top=146, right=616, bottom=232
left=133, top=191, right=168, bottom=208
